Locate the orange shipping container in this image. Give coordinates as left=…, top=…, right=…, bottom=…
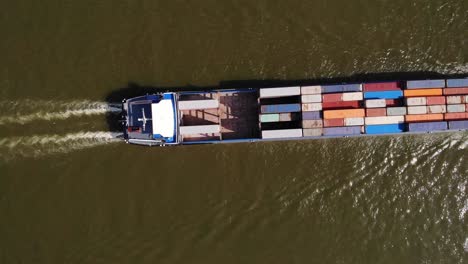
left=405, top=114, right=443, bottom=122
left=403, top=89, right=443, bottom=97
left=444, top=112, right=468, bottom=120
left=323, top=109, right=365, bottom=119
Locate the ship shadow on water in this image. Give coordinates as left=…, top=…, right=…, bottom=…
left=103, top=71, right=468, bottom=133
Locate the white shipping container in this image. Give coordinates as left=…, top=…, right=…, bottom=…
left=301, top=94, right=322, bottom=103
left=427, top=105, right=447, bottom=114
left=407, top=106, right=427, bottom=114
left=301, top=103, right=322, bottom=111
left=260, top=86, right=301, bottom=98
left=365, top=116, right=405, bottom=125
left=180, top=125, right=220, bottom=135
left=342, top=92, right=363, bottom=101
left=262, top=129, right=303, bottom=139
left=365, top=99, right=386, bottom=108
left=447, top=104, right=466, bottom=113
left=387, top=107, right=407, bottom=116
left=300, top=86, right=322, bottom=95
left=303, top=128, right=322, bottom=137
left=344, top=117, right=364, bottom=126
left=446, top=95, right=462, bottom=104
left=463, top=95, right=468, bottom=103
left=405, top=97, right=426, bottom=106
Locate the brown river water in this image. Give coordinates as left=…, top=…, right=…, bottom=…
left=0, top=0, right=467, bottom=263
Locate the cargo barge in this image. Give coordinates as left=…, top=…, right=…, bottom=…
left=122, top=78, right=468, bottom=146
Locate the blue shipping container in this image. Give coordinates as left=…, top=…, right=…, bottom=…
left=321, top=84, right=361, bottom=94
left=406, top=79, right=445, bottom=89
left=302, top=111, right=322, bottom=120
left=448, top=120, right=468, bottom=130
left=365, top=124, right=405, bottom=134
left=408, top=121, right=447, bottom=132
left=363, top=90, right=403, bottom=99
left=446, top=78, right=468, bottom=88
left=260, top=104, right=301, bottom=114
left=323, top=126, right=361, bottom=136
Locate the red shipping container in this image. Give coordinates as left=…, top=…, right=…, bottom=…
left=366, top=108, right=387, bottom=117
left=444, top=112, right=468, bottom=120
left=426, top=96, right=446, bottom=105
left=443, top=88, right=468, bottom=95
left=322, top=101, right=360, bottom=109
left=323, top=118, right=344, bottom=127
left=363, top=82, right=401, bottom=91
left=322, top=93, right=343, bottom=103
left=385, top=99, right=402, bottom=107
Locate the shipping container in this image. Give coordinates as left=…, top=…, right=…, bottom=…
left=260, top=114, right=280, bottom=123
left=261, top=103, right=301, bottom=113
left=322, top=101, right=360, bottom=109
left=446, top=96, right=462, bottom=104
left=344, top=117, right=364, bottom=126
left=363, top=82, right=401, bottom=91
left=301, top=94, right=322, bottom=103
left=301, top=86, right=322, bottom=95
left=443, top=87, right=468, bottom=95
left=426, top=96, right=446, bottom=105
left=301, top=103, right=323, bottom=111
left=324, top=118, right=345, bottom=127
left=444, top=112, right=468, bottom=120
left=408, top=121, right=447, bottom=132
left=448, top=120, right=468, bottom=130
left=406, top=79, right=445, bottom=89
left=405, top=114, right=444, bottom=122
left=342, top=92, right=363, bottom=101
left=322, top=93, right=344, bottom=102
left=446, top=78, right=468, bottom=88
left=323, top=109, right=365, bottom=119
left=302, top=111, right=322, bottom=120
left=387, top=107, right=407, bottom=116
left=364, top=90, right=403, bottom=99
left=385, top=99, right=402, bottom=106
left=407, top=106, right=427, bottom=115
left=279, top=113, right=294, bottom=122
left=323, top=126, right=362, bottom=136
left=447, top=104, right=466, bottom=113
left=366, top=108, right=387, bottom=117
left=365, top=116, right=405, bottom=125
left=365, top=99, right=386, bottom=108
left=365, top=123, right=405, bottom=134
left=262, top=129, right=303, bottom=139
left=178, top=99, right=219, bottom=110
left=427, top=105, right=447, bottom=114
left=405, top=97, right=426, bottom=106
left=465, top=96, right=468, bottom=103
left=260, top=86, right=301, bottom=98
left=302, top=120, right=323, bottom=128
left=404, top=89, right=443, bottom=97
left=321, top=84, right=362, bottom=93
left=302, top=128, right=323, bottom=137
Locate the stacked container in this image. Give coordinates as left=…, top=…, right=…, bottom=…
left=301, top=86, right=323, bottom=137
left=320, top=84, right=364, bottom=136
left=259, top=87, right=303, bottom=138
left=404, top=80, right=447, bottom=132
left=362, top=82, right=405, bottom=134
left=444, top=78, right=468, bottom=129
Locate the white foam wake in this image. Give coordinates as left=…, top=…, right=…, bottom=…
left=0, top=100, right=121, bottom=125
left=0, top=131, right=123, bottom=160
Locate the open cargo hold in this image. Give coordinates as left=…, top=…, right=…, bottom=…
left=122, top=78, right=468, bottom=146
